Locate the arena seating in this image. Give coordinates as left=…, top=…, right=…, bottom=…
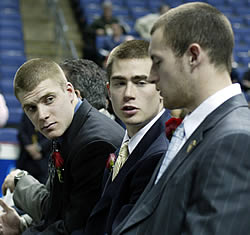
left=0, top=0, right=24, bottom=186
left=76, top=0, right=250, bottom=80
left=0, top=0, right=24, bottom=128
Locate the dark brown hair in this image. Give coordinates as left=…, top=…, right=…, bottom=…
left=151, top=2, right=234, bottom=72
left=106, top=39, right=150, bottom=81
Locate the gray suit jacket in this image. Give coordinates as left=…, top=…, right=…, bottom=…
left=113, top=94, right=250, bottom=235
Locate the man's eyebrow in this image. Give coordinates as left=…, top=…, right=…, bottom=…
left=22, top=92, right=54, bottom=109
left=110, top=76, right=126, bottom=81
left=23, top=103, right=34, bottom=110
left=131, top=75, right=148, bottom=81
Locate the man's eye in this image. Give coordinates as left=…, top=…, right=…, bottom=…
left=155, top=60, right=161, bottom=66
left=137, top=81, right=147, bottom=85
left=114, top=81, right=125, bottom=86
left=46, top=96, right=54, bottom=104
left=26, top=106, right=36, bottom=113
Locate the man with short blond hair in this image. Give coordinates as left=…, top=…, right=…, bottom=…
left=0, top=58, right=124, bottom=234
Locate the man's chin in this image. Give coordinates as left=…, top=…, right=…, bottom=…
left=42, top=131, right=60, bottom=140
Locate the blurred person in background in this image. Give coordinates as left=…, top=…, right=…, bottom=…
left=0, top=92, right=9, bottom=128
left=98, top=22, right=134, bottom=67
left=90, top=1, right=119, bottom=36
left=135, top=4, right=170, bottom=41
left=241, top=68, right=250, bottom=107
left=241, top=68, right=250, bottom=94
left=60, top=58, right=115, bottom=120
left=16, top=114, right=51, bottom=184
left=83, top=1, right=119, bottom=66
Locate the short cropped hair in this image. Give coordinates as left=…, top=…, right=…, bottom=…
left=60, top=59, right=107, bottom=110
left=14, top=58, right=66, bottom=100
left=106, top=39, right=150, bottom=81
left=151, top=2, right=234, bottom=72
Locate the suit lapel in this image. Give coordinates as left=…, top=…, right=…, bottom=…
left=90, top=110, right=171, bottom=216
left=112, top=111, right=170, bottom=183
left=154, top=94, right=248, bottom=190
left=118, top=94, right=248, bottom=233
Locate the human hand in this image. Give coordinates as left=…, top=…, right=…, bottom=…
left=1, top=170, right=21, bottom=196
left=0, top=199, right=21, bottom=235
left=25, top=144, right=42, bottom=160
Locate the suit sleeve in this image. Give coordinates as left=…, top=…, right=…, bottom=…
left=66, top=142, right=114, bottom=231
left=29, top=141, right=115, bottom=234
left=184, top=131, right=250, bottom=235
left=13, top=175, right=50, bottom=222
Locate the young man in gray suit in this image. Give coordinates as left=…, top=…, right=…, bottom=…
left=113, top=2, right=250, bottom=235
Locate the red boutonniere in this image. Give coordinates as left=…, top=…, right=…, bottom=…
left=106, top=153, right=116, bottom=171
left=52, top=150, right=64, bottom=183
left=165, top=117, right=183, bottom=141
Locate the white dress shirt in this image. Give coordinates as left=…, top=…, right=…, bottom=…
left=122, top=109, right=165, bottom=156
left=155, top=83, right=242, bottom=183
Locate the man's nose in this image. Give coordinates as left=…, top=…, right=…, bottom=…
left=124, top=83, right=135, bottom=100
left=148, top=67, right=159, bottom=84
left=38, top=105, right=49, bottom=120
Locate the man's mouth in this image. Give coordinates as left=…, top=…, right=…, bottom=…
left=122, top=105, right=138, bottom=115
left=122, top=105, right=137, bottom=111
left=42, top=122, right=56, bottom=130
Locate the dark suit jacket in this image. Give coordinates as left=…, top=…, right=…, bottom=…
left=112, top=94, right=250, bottom=235
left=14, top=100, right=124, bottom=234
left=84, top=110, right=171, bottom=235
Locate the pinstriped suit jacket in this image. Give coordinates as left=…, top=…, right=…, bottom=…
left=112, top=94, right=250, bottom=235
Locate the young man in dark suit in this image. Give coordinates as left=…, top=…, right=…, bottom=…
left=15, top=58, right=111, bottom=187
left=83, top=39, right=171, bottom=235
left=0, top=58, right=124, bottom=234
left=113, top=2, right=250, bottom=235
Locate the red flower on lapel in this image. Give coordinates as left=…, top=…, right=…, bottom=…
left=52, top=151, right=64, bottom=169
left=106, top=153, right=116, bottom=171
left=165, top=117, right=183, bottom=141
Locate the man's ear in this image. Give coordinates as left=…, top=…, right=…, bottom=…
left=106, top=82, right=111, bottom=99
left=75, top=89, right=82, bottom=99
left=187, top=43, right=202, bottom=70
left=66, top=82, right=76, bottom=102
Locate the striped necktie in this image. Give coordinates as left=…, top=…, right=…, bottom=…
left=112, top=140, right=129, bottom=181
left=155, top=122, right=185, bottom=184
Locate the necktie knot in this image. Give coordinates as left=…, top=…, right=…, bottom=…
left=165, top=117, right=183, bottom=140
left=112, top=140, right=129, bottom=181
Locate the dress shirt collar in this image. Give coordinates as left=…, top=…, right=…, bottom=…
left=183, top=83, right=242, bottom=141
left=54, top=98, right=82, bottom=144
left=122, top=109, right=165, bottom=155
left=74, top=98, right=82, bottom=113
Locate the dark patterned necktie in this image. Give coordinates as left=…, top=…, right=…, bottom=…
left=49, top=140, right=64, bottom=183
